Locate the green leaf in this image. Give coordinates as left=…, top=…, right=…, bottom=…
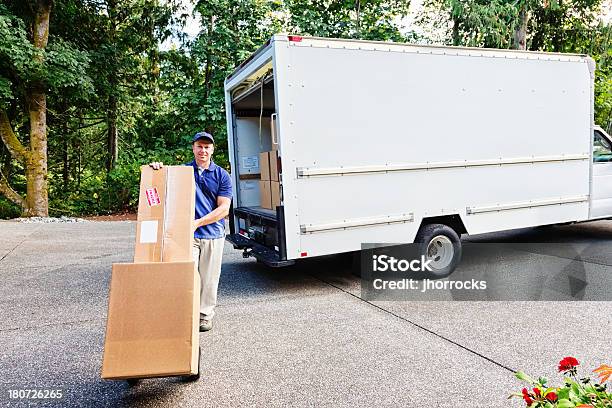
left=515, top=371, right=536, bottom=384
left=557, top=388, right=570, bottom=400
left=569, top=382, right=580, bottom=399
left=556, top=399, right=575, bottom=408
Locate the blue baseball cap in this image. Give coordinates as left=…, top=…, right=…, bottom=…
left=192, top=131, right=214, bottom=144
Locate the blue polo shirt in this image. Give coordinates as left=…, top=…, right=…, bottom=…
left=187, top=160, right=232, bottom=239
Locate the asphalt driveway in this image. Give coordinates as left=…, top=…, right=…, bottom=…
left=0, top=220, right=610, bottom=407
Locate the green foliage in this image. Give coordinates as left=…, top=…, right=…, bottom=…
left=1, top=0, right=611, bottom=216
left=285, top=0, right=411, bottom=41
left=0, top=196, right=20, bottom=219
left=420, top=0, right=515, bottom=47
left=592, top=24, right=612, bottom=132
left=0, top=5, right=32, bottom=108
left=45, top=37, right=93, bottom=93
left=0, top=77, right=12, bottom=105
left=0, top=4, right=93, bottom=99
left=512, top=358, right=612, bottom=407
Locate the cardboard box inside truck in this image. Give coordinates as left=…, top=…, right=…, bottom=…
left=259, top=180, right=272, bottom=209
left=269, top=150, right=279, bottom=182
left=102, top=165, right=199, bottom=380
left=271, top=181, right=280, bottom=208
left=259, top=151, right=270, bottom=181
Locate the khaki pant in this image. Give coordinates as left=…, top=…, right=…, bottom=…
left=192, top=237, right=225, bottom=322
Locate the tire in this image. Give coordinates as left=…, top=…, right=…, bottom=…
left=348, top=251, right=362, bottom=277
left=414, top=224, right=462, bottom=278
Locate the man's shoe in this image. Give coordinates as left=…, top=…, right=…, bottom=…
left=199, top=319, right=213, bottom=332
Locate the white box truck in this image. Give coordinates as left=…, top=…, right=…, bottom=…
left=224, top=34, right=612, bottom=276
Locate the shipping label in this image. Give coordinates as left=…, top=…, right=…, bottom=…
left=139, top=220, right=158, bottom=243
left=241, top=156, right=259, bottom=170
left=145, top=187, right=161, bottom=206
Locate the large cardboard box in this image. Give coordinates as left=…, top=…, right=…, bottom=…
left=259, top=180, right=272, bottom=209
left=259, top=151, right=270, bottom=181
left=102, top=165, right=199, bottom=380
left=101, top=262, right=199, bottom=379
left=134, top=166, right=195, bottom=263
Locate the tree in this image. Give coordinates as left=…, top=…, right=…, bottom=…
left=90, top=0, right=181, bottom=171
left=420, top=0, right=519, bottom=48
left=0, top=1, right=91, bottom=216
left=165, top=0, right=281, bottom=151
left=285, top=0, right=411, bottom=41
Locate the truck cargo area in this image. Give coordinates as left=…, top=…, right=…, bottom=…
left=226, top=63, right=292, bottom=267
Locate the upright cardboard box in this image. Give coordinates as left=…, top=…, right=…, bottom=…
left=269, top=150, right=279, bottom=182
left=259, top=180, right=272, bottom=209
left=270, top=181, right=281, bottom=209
left=134, top=166, right=195, bottom=263
left=102, top=166, right=199, bottom=380
left=259, top=151, right=270, bottom=181
left=259, top=151, right=280, bottom=209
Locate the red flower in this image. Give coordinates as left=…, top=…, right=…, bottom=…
left=533, top=388, right=541, bottom=397
left=558, top=356, right=580, bottom=372
left=522, top=388, right=533, bottom=406
left=546, top=392, right=558, bottom=402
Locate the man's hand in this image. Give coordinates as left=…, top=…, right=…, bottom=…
left=192, top=198, right=231, bottom=232
left=149, top=162, right=164, bottom=170
left=193, top=218, right=203, bottom=232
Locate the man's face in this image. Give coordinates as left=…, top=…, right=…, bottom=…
left=193, top=140, right=214, bottom=165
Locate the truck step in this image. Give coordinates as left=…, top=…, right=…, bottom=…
left=226, top=234, right=295, bottom=268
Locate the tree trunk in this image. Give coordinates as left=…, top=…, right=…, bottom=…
left=203, top=15, right=214, bottom=106
left=107, top=93, right=118, bottom=171
left=22, top=0, right=52, bottom=217
left=355, top=0, right=360, bottom=39
left=25, top=88, right=48, bottom=216
left=62, top=120, right=69, bottom=191
left=1, top=134, right=12, bottom=178
left=0, top=167, right=25, bottom=209
left=551, top=0, right=564, bottom=52
left=0, top=0, right=52, bottom=216
left=0, top=111, right=28, bottom=211
left=76, top=114, right=82, bottom=189
left=107, top=0, right=118, bottom=172
left=452, top=16, right=460, bottom=46
left=513, top=5, right=528, bottom=50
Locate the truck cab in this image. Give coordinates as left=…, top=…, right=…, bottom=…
left=591, top=125, right=612, bottom=218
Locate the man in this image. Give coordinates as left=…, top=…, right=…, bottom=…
left=150, top=131, right=232, bottom=332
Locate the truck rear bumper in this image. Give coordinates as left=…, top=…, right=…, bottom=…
left=226, top=233, right=295, bottom=268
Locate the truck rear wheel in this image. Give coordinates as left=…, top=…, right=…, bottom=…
left=414, top=224, right=462, bottom=278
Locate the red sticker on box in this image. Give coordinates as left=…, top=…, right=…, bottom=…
left=145, top=187, right=161, bottom=206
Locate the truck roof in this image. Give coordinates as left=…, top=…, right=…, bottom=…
left=226, top=34, right=592, bottom=84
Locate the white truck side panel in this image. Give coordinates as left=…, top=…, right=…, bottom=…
left=277, top=39, right=591, bottom=259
